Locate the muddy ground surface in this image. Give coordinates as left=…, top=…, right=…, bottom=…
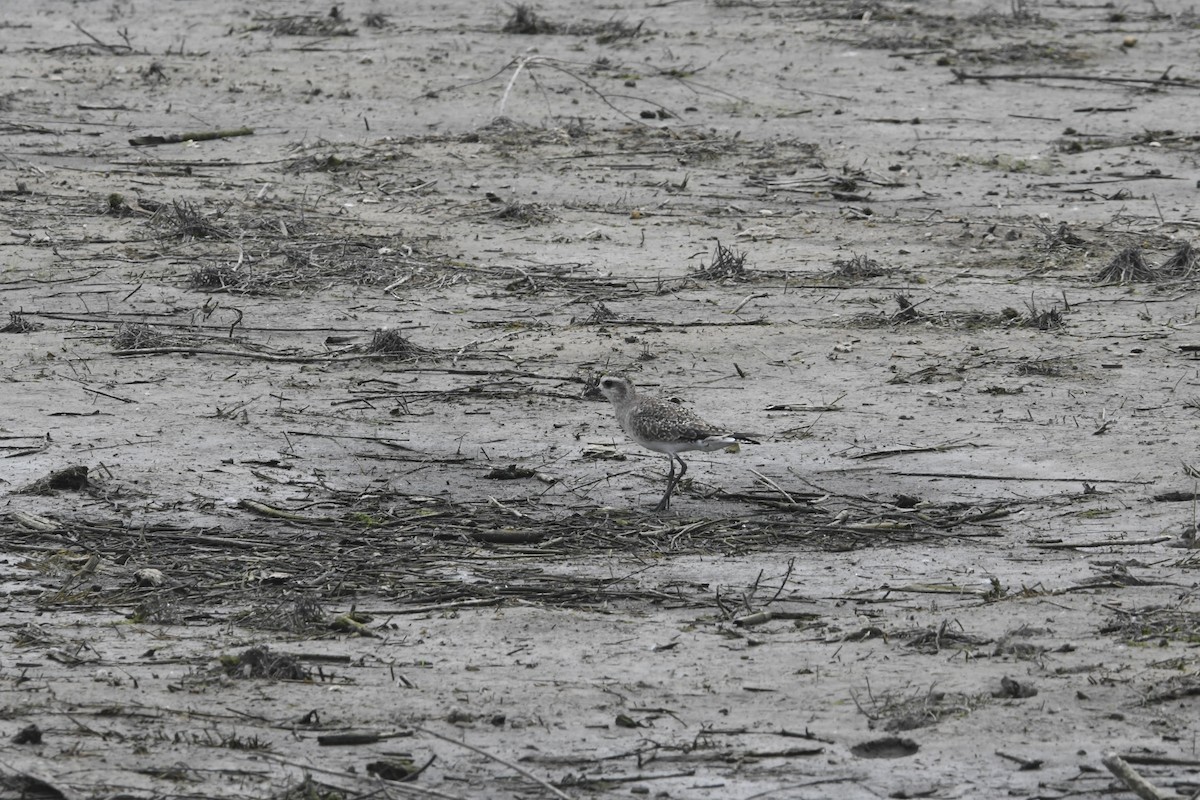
left=2, top=0, right=1199, bottom=798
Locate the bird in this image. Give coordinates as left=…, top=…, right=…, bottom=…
left=597, top=375, right=760, bottom=511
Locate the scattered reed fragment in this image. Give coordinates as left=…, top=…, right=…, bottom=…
left=283, top=152, right=354, bottom=174
left=1039, top=221, right=1088, bottom=251
left=112, top=322, right=171, bottom=350
left=501, top=4, right=645, bottom=40
left=492, top=202, right=555, bottom=224
left=189, top=264, right=273, bottom=294
left=850, top=682, right=991, bottom=733
left=585, top=301, right=621, bottom=323
left=238, top=596, right=327, bottom=633
left=692, top=240, right=750, bottom=281
left=131, top=596, right=182, bottom=625
left=594, top=19, right=644, bottom=43
left=1018, top=298, right=1064, bottom=330
left=834, top=253, right=888, bottom=281
left=1015, top=357, right=1069, bottom=377
left=503, top=4, right=556, bottom=33
left=220, top=645, right=309, bottom=680
left=18, top=465, right=90, bottom=495
left=1100, top=603, right=1200, bottom=648
left=1096, top=247, right=1154, bottom=283
left=892, top=294, right=925, bottom=323
left=152, top=199, right=229, bottom=240
left=1158, top=241, right=1199, bottom=279
left=106, top=192, right=134, bottom=216
left=261, top=10, right=356, bottom=37
left=367, top=328, right=436, bottom=358
left=900, top=621, right=992, bottom=655
left=1, top=311, right=42, bottom=333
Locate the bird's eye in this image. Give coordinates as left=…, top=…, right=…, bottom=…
left=601, top=379, right=612, bottom=388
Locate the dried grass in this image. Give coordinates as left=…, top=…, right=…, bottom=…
left=1038, top=221, right=1088, bottom=252
left=152, top=199, right=230, bottom=240
left=220, top=645, right=309, bottom=680
left=259, top=13, right=355, bottom=37
left=0, top=312, right=42, bottom=333
left=1018, top=298, right=1064, bottom=330
left=1100, top=603, right=1200, bottom=644
left=692, top=240, right=750, bottom=281
left=1015, top=357, right=1071, bottom=376
left=18, top=465, right=90, bottom=495
left=131, top=596, right=183, bottom=625
left=900, top=621, right=993, bottom=654
left=491, top=202, right=556, bottom=224
left=585, top=301, right=622, bottom=323
left=833, top=253, right=889, bottom=281
left=852, top=682, right=991, bottom=733
left=502, top=5, right=644, bottom=40
left=238, top=596, right=326, bottom=633
left=189, top=264, right=274, bottom=295
left=282, top=152, right=356, bottom=174
left=503, top=5, right=556, bottom=34
left=852, top=296, right=1066, bottom=330
left=16, top=490, right=1016, bottom=618
left=1158, top=242, right=1200, bottom=279
left=367, top=328, right=437, bottom=359
left=592, top=19, right=645, bottom=43
left=285, top=241, right=463, bottom=290
left=112, top=322, right=172, bottom=350
left=1096, top=247, right=1155, bottom=283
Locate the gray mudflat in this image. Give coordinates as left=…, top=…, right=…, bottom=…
left=1, top=2, right=1198, bottom=799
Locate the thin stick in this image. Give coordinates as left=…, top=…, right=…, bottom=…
left=996, top=750, right=1043, bottom=769
left=129, top=127, right=255, bottom=147
left=499, top=56, right=538, bottom=116
left=730, top=292, right=769, bottom=315
left=257, top=752, right=465, bottom=799
left=952, top=69, right=1200, bottom=89
left=1101, top=752, right=1175, bottom=800
left=749, top=470, right=796, bottom=505
left=890, top=470, right=1150, bottom=484
left=1032, top=536, right=1171, bottom=550
left=71, top=20, right=129, bottom=51
left=417, top=726, right=574, bottom=800
left=849, top=437, right=979, bottom=460
left=741, top=776, right=861, bottom=799
left=81, top=386, right=136, bottom=404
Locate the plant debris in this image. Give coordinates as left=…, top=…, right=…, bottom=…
left=189, top=264, right=274, bottom=294
left=1096, top=247, right=1155, bottom=283
left=112, top=323, right=173, bottom=350
left=220, top=646, right=309, bottom=680
left=18, top=465, right=90, bottom=495
left=152, top=199, right=231, bottom=240
left=501, top=5, right=645, bottom=41
left=367, top=328, right=436, bottom=358
left=1158, top=241, right=1199, bottom=279
left=833, top=253, right=889, bottom=281
left=491, top=202, right=556, bottom=224
left=692, top=240, right=751, bottom=281
left=0, top=311, right=42, bottom=333
left=257, top=12, right=356, bottom=37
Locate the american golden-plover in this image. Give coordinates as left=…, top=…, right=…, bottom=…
left=598, top=375, right=759, bottom=511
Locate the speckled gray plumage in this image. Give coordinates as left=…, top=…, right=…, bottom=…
left=601, top=376, right=732, bottom=453
left=597, top=375, right=759, bottom=510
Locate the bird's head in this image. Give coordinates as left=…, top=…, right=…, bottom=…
left=597, top=375, right=634, bottom=404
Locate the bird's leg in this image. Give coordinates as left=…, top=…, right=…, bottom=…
left=656, top=454, right=677, bottom=511
left=656, top=454, right=688, bottom=512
